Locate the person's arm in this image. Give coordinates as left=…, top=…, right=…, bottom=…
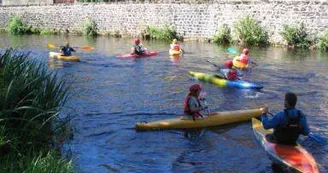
left=262, top=112, right=284, bottom=129
left=71, top=47, right=76, bottom=52
left=299, top=111, right=310, bottom=135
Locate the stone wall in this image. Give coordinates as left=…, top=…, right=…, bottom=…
left=0, top=1, right=327, bottom=43
left=2, top=0, right=53, bottom=6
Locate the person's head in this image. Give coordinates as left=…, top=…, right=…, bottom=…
left=134, top=38, right=140, bottom=45
left=65, top=42, right=70, bottom=47
left=242, top=48, right=249, bottom=55
left=172, top=39, right=178, bottom=44
left=284, top=92, right=297, bottom=108
left=189, top=84, right=202, bottom=96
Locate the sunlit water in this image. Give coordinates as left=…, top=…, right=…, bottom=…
left=1, top=33, right=328, bottom=173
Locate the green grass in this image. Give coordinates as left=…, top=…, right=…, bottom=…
left=233, top=16, right=268, bottom=46
left=146, top=24, right=177, bottom=41
left=0, top=49, right=73, bottom=172
left=318, top=29, right=328, bottom=51
left=40, top=29, right=59, bottom=35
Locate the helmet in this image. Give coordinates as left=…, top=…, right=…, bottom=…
left=189, top=84, right=202, bottom=93
left=65, top=42, right=70, bottom=47
left=242, top=48, right=249, bottom=55
left=172, top=39, right=178, bottom=44
left=225, top=60, right=233, bottom=69
left=134, top=38, right=140, bottom=44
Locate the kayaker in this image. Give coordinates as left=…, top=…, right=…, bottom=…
left=234, top=48, right=257, bottom=69
left=170, top=39, right=182, bottom=52
left=60, top=42, right=76, bottom=56
left=261, top=92, right=310, bottom=145
left=220, top=62, right=243, bottom=80
left=183, top=84, right=208, bottom=121
left=131, top=38, right=146, bottom=55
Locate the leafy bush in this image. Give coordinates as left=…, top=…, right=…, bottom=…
left=318, top=29, right=328, bottom=51
left=82, top=18, right=98, bottom=37
left=280, top=23, right=311, bottom=48
left=7, top=16, right=28, bottom=35
left=233, top=16, right=268, bottom=46
left=213, top=24, right=231, bottom=44
left=146, top=24, right=177, bottom=41
left=40, top=29, right=59, bottom=35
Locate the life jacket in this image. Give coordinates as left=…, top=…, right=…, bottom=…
left=184, top=95, right=202, bottom=119
left=173, top=44, right=180, bottom=51
left=273, top=109, right=303, bottom=145
left=61, top=46, right=73, bottom=56
left=134, top=45, right=145, bottom=55
left=227, top=69, right=238, bottom=80
left=240, top=54, right=249, bottom=64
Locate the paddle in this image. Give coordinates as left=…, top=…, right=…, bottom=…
left=47, top=43, right=95, bottom=51
left=267, top=112, right=326, bottom=145
left=199, top=92, right=210, bottom=116
left=205, top=59, right=219, bottom=67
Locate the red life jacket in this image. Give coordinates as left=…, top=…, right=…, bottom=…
left=227, top=69, right=238, bottom=80
left=240, top=54, right=249, bottom=64
left=184, top=95, right=202, bottom=118
left=173, top=44, right=180, bottom=51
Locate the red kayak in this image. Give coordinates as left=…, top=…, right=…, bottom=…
left=117, top=51, right=159, bottom=58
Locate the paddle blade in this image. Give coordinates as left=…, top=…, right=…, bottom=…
left=81, top=46, right=95, bottom=51
left=47, top=43, right=57, bottom=49
left=227, top=48, right=239, bottom=55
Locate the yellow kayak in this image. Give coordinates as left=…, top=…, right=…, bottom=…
left=135, top=108, right=264, bottom=131
left=169, top=49, right=182, bottom=56
left=49, top=52, right=80, bottom=62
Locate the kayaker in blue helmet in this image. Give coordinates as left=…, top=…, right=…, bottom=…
left=183, top=84, right=208, bottom=121
left=60, top=42, right=76, bottom=56
left=261, top=92, right=310, bottom=145
left=131, top=38, right=146, bottom=55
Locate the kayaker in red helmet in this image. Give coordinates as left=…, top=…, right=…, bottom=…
left=220, top=62, right=242, bottom=80
left=130, top=38, right=147, bottom=55
left=183, top=84, right=208, bottom=121
left=234, top=48, right=257, bottom=69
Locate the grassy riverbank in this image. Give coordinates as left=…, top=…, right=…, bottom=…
left=0, top=49, right=73, bottom=173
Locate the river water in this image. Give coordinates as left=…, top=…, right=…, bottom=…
left=1, top=34, right=327, bottom=173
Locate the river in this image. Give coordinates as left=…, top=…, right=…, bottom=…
left=1, top=33, right=327, bottom=173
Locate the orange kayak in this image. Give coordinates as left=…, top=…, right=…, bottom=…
left=252, top=118, right=319, bottom=173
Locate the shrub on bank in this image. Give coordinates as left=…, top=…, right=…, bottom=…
left=233, top=16, right=268, bottom=46
left=0, top=49, right=72, bottom=172
left=146, top=24, right=177, bottom=41
left=213, top=24, right=231, bottom=44
left=82, top=18, right=98, bottom=37
left=40, top=29, right=59, bottom=35
left=280, top=23, right=311, bottom=48
left=7, top=16, right=28, bottom=35
left=318, top=29, right=328, bottom=51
